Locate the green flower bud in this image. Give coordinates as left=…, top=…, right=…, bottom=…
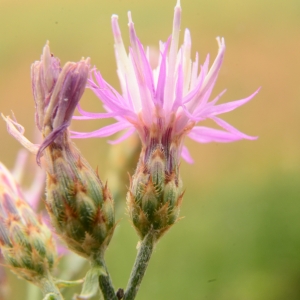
left=2, top=42, right=116, bottom=262
left=0, top=163, right=57, bottom=286
left=30, top=43, right=115, bottom=260
left=45, top=138, right=115, bottom=259
left=127, top=142, right=184, bottom=240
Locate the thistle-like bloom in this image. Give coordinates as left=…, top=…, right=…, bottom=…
left=71, top=0, right=259, bottom=164
left=0, top=162, right=57, bottom=286
left=70, top=1, right=258, bottom=239
left=69, top=1, right=259, bottom=239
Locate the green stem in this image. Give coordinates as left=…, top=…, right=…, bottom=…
left=40, top=276, right=64, bottom=300
left=123, top=231, right=156, bottom=300
left=95, top=257, right=118, bottom=300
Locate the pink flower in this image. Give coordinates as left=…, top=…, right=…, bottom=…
left=73, top=1, right=259, bottom=163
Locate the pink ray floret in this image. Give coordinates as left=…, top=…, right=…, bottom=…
left=71, top=0, right=259, bottom=162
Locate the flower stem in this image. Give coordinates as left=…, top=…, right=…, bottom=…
left=40, top=276, right=64, bottom=300
left=123, top=231, right=156, bottom=300
left=95, top=257, right=118, bottom=300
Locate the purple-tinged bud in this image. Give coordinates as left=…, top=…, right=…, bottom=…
left=32, top=44, right=90, bottom=164
left=31, top=42, right=61, bottom=131
left=2, top=42, right=90, bottom=161
left=3, top=43, right=115, bottom=261
left=0, top=163, right=57, bottom=286
left=30, top=44, right=115, bottom=260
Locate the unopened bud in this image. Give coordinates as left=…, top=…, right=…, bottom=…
left=45, top=141, right=115, bottom=259
left=33, top=44, right=90, bottom=165
left=3, top=43, right=116, bottom=261
left=127, top=141, right=183, bottom=240
left=31, top=41, right=61, bottom=131
left=30, top=43, right=115, bottom=260
left=0, top=162, right=57, bottom=286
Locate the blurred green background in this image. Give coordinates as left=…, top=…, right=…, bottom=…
left=0, top=0, right=300, bottom=299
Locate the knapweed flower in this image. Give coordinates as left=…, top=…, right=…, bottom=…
left=71, top=0, right=258, bottom=164
left=3, top=43, right=115, bottom=260
left=70, top=1, right=259, bottom=239
left=0, top=162, right=57, bottom=287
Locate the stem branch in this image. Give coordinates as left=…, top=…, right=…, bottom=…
left=40, top=276, right=64, bottom=300
left=123, top=231, right=155, bottom=300
left=96, top=257, right=118, bottom=300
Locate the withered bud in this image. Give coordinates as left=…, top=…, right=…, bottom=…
left=30, top=43, right=115, bottom=260
left=31, top=42, right=61, bottom=131
left=31, top=43, right=90, bottom=165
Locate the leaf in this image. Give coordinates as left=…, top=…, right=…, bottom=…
left=42, top=293, right=60, bottom=300
left=76, top=266, right=107, bottom=299
left=54, top=278, right=84, bottom=288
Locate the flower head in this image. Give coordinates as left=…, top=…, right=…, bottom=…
left=0, top=162, right=57, bottom=285
left=71, top=0, right=259, bottom=164
left=70, top=1, right=259, bottom=239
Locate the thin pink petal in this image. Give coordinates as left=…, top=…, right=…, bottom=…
left=155, top=37, right=171, bottom=105
left=129, top=47, right=154, bottom=121
left=172, top=62, right=184, bottom=111
left=181, top=104, right=200, bottom=121
left=164, top=1, right=182, bottom=114
left=182, top=63, right=206, bottom=105
left=189, top=52, right=199, bottom=90
left=188, top=126, right=242, bottom=143
left=128, top=12, right=155, bottom=96
left=207, top=88, right=260, bottom=116
left=73, top=106, right=121, bottom=120
left=201, top=37, right=225, bottom=97
left=93, top=71, right=138, bottom=118
left=192, top=89, right=227, bottom=117
left=11, top=149, right=29, bottom=183
left=211, top=116, right=258, bottom=140
left=136, top=37, right=155, bottom=97
left=70, top=121, right=130, bottom=139
left=108, top=127, right=136, bottom=144
left=23, top=166, right=45, bottom=210
left=181, top=145, right=194, bottom=164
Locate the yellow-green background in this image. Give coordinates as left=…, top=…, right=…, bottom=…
left=0, top=0, right=300, bottom=299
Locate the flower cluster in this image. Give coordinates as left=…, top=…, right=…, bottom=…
left=1, top=1, right=259, bottom=298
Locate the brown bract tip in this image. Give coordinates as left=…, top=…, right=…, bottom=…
left=95, top=166, right=100, bottom=179
left=151, top=147, right=165, bottom=160
left=102, top=182, right=112, bottom=201
left=76, top=156, right=84, bottom=170
left=47, top=172, right=57, bottom=185
left=72, top=179, right=87, bottom=195
left=176, top=190, right=185, bottom=207
left=165, top=171, right=176, bottom=184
